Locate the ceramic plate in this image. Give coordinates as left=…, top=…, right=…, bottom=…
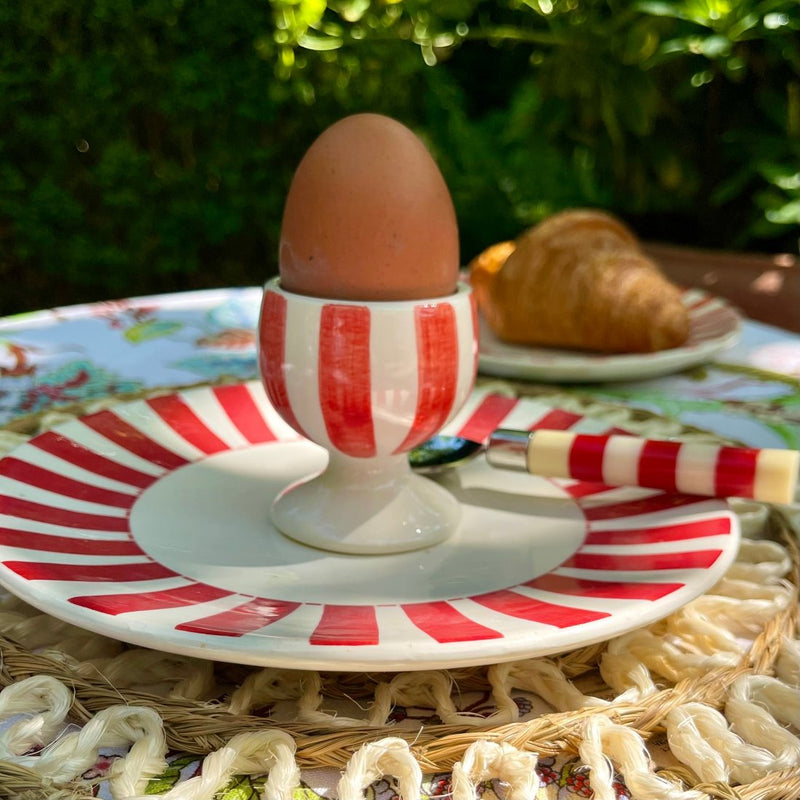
left=0, top=383, right=740, bottom=670
left=0, top=287, right=263, bottom=427
left=478, top=288, right=742, bottom=383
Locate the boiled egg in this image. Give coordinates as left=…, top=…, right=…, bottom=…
left=278, top=113, right=459, bottom=300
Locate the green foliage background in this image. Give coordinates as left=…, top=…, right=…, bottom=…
left=1, top=0, right=798, bottom=316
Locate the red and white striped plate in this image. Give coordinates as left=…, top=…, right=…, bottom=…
left=0, top=382, right=739, bottom=670
left=478, top=288, right=742, bottom=382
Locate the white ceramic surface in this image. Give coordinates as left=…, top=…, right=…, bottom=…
left=258, top=279, right=477, bottom=554
left=0, top=382, right=740, bottom=670
left=478, top=288, right=742, bottom=382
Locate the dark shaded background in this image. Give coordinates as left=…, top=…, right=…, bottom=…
left=1, top=0, right=798, bottom=317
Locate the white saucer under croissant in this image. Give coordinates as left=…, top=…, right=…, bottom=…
left=0, top=383, right=739, bottom=670
left=478, top=288, right=741, bottom=382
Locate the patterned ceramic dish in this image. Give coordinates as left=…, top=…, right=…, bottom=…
left=0, top=384, right=740, bottom=670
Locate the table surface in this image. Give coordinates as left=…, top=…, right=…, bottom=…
left=645, top=242, right=799, bottom=334
left=1, top=285, right=798, bottom=800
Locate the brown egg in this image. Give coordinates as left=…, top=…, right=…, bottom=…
left=278, top=113, right=459, bottom=300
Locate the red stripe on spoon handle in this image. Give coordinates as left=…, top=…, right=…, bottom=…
left=486, top=430, right=799, bottom=504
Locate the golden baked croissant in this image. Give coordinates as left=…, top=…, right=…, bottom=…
left=470, top=209, right=690, bottom=353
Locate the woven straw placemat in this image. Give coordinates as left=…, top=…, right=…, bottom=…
left=0, top=382, right=798, bottom=800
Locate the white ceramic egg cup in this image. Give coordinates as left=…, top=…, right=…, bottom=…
left=258, top=278, right=477, bottom=555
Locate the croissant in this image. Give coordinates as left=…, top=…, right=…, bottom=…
left=470, top=209, right=690, bottom=354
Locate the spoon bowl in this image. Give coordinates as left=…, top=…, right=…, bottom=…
left=408, top=435, right=484, bottom=474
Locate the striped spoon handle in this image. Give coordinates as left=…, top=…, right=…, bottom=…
left=487, top=429, right=799, bottom=504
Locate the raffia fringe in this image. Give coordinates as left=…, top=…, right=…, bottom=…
left=1, top=511, right=796, bottom=800
left=1, top=387, right=798, bottom=800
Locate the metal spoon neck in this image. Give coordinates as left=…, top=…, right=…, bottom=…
left=486, top=429, right=531, bottom=472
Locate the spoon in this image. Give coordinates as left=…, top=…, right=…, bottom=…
left=409, top=428, right=799, bottom=505
left=408, top=434, right=486, bottom=474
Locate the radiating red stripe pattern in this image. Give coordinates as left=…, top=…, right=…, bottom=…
left=562, top=481, right=613, bottom=498
left=530, top=409, right=582, bottom=431
left=0, top=495, right=129, bottom=531
left=585, top=516, right=730, bottom=546
left=31, top=431, right=158, bottom=489
left=147, top=395, right=229, bottom=455
left=81, top=410, right=188, bottom=470
left=527, top=573, right=682, bottom=601
left=0, top=377, right=738, bottom=662
left=319, top=305, right=375, bottom=457
left=457, top=394, right=518, bottom=443
left=562, top=549, right=723, bottom=571
left=473, top=589, right=610, bottom=627
left=71, top=582, right=233, bottom=614
left=395, top=304, right=459, bottom=452
left=0, top=458, right=136, bottom=508
left=176, top=597, right=301, bottom=636
left=580, top=493, right=707, bottom=521
left=309, top=605, right=379, bottom=646
left=4, top=561, right=177, bottom=582
left=0, top=528, right=142, bottom=556
left=402, top=601, right=503, bottom=643
left=213, top=384, right=277, bottom=444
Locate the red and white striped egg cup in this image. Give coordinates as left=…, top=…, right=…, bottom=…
left=258, top=278, right=478, bottom=554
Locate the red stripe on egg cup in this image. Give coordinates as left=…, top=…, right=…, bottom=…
left=394, top=303, right=459, bottom=453
left=319, top=304, right=375, bottom=457
left=259, top=291, right=309, bottom=439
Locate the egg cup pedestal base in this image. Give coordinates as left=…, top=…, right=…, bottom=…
left=270, top=453, right=461, bottom=555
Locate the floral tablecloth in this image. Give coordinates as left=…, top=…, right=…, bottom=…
left=1, top=287, right=798, bottom=447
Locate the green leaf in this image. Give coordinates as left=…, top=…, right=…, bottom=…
left=298, top=32, right=343, bottom=50
left=765, top=199, right=800, bottom=224
left=698, top=33, right=731, bottom=56
left=637, top=1, right=689, bottom=20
